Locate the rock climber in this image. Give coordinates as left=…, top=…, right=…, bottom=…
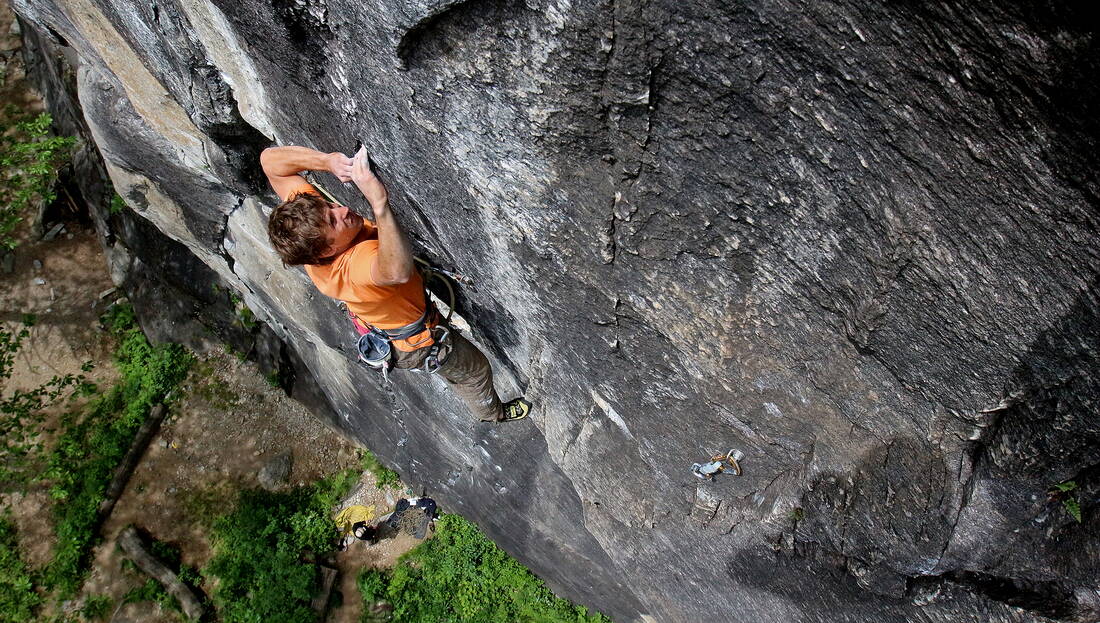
left=260, top=145, right=529, bottom=422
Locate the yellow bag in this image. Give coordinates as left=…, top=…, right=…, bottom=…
left=334, top=505, right=376, bottom=536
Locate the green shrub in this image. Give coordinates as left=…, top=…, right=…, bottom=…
left=0, top=112, right=76, bottom=249
left=79, top=594, right=112, bottom=620
left=359, top=450, right=400, bottom=490
left=108, top=194, right=126, bottom=215
left=357, top=514, right=609, bottom=623
left=122, top=578, right=180, bottom=613
left=203, top=470, right=357, bottom=623
left=0, top=515, right=42, bottom=623
left=41, top=305, right=192, bottom=596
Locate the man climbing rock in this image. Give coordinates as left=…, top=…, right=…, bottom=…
left=261, top=145, right=530, bottom=422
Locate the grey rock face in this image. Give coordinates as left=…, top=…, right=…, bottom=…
left=13, top=1, right=1099, bottom=622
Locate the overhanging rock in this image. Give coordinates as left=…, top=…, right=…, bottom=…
left=14, top=1, right=1099, bottom=621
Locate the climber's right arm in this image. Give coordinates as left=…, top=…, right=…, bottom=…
left=260, top=146, right=353, bottom=201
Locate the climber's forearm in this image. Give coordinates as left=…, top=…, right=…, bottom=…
left=371, top=204, right=415, bottom=286
left=260, top=146, right=353, bottom=197
left=260, top=146, right=331, bottom=176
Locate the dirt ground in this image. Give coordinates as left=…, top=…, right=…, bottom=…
left=0, top=3, right=425, bottom=619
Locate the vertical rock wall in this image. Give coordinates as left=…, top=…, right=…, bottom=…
left=14, top=1, right=1099, bottom=621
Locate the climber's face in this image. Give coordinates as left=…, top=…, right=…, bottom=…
left=321, top=203, right=363, bottom=258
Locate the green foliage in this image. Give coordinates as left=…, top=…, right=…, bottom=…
left=149, top=539, right=182, bottom=568
left=118, top=537, right=196, bottom=618
left=1050, top=481, right=1082, bottom=523
left=357, top=514, right=609, bottom=623
left=0, top=515, right=42, bottom=623
left=265, top=370, right=283, bottom=389
left=203, top=470, right=357, bottom=623
left=0, top=112, right=76, bottom=249
left=79, top=594, right=112, bottom=620
left=359, top=450, right=400, bottom=490
left=1051, top=481, right=1078, bottom=493
left=1063, top=497, right=1083, bottom=523
left=41, top=305, right=192, bottom=596
left=123, top=578, right=180, bottom=613
left=229, top=292, right=258, bottom=331
left=1, top=317, right=96, bottom=485
left=108, top=194, right=126, bottom=215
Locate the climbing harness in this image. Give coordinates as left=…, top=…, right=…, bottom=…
left=692, top=448, right=744, bottom=481
left=349, top=264, right=456, bottom=379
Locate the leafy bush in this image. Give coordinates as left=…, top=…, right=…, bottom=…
left=108, top=193, right=126, bottom=215
left=357, top=514, right=609, bottom=623
left=0, top=515, right=41, bottom=623
left=79, top=594, right=112, bottom=620
left=0, top=112, right=76, bottom=249
left=41, top=305, right=192, bottom=596
left=359, top=450, right=400, bottom=490
left=123, top=578, right=180, bottom=613
left=203, top=470, right=357, bottom=623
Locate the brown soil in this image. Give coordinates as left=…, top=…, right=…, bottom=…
left=0, top=3, right=425, bottom=620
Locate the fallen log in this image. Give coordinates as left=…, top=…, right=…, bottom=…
left=311, top=565, right=339, bottom=615
left=116, top=526, right=205, bottom=621
left=97, top=404, right=166, bottom=522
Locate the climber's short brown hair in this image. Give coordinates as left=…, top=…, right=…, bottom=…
left=267, top=192, right=334, bottom=266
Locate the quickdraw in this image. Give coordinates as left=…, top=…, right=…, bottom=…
left=692, top=448, right=744, bottom=481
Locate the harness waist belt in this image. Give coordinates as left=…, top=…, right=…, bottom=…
left=370, top=305, right=435, bottom=341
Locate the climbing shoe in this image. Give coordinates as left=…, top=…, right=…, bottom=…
left=499, top=398, right=531, bottom=422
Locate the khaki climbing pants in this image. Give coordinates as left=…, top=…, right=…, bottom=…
left=392, top=326, right=503, bottom=422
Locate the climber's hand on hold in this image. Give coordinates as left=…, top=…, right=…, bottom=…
left=351, top=147, right=389, bottom=214
left=327, top=152, right=354, bottom=183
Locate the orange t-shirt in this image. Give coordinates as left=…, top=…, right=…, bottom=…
left=292, top=184, right=432, bottom=351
